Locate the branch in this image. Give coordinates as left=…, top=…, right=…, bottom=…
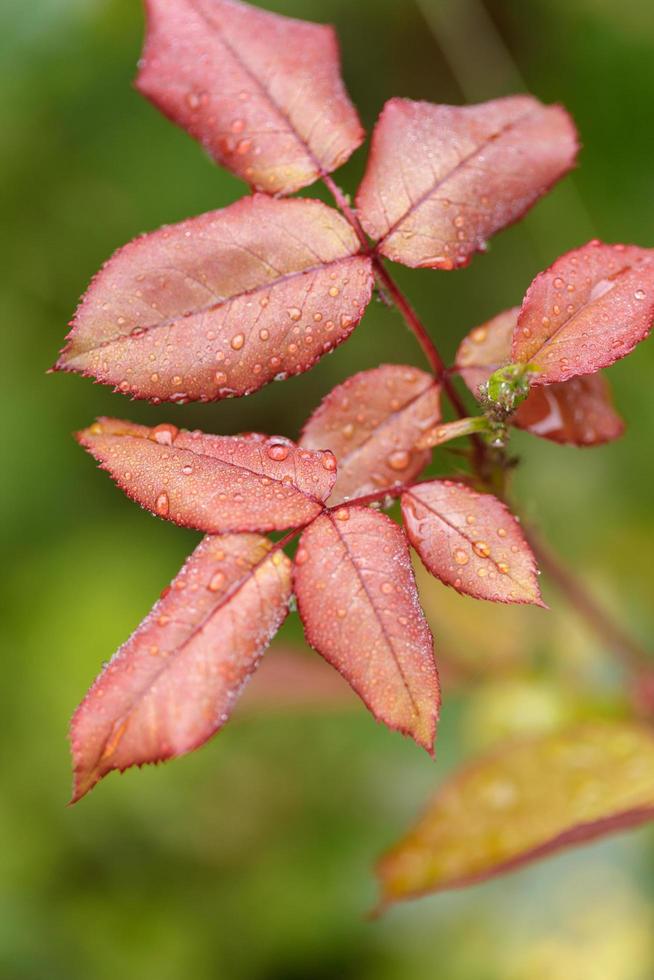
left=524, top=527, right=651, bottom=672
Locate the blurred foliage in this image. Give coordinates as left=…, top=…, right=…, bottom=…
left=1, top=0, right=653, bottom=977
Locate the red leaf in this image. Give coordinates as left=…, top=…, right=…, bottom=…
left=355, top=96, right=578, bottom=270
left=70, top=534, right=291, bottom=802
left=77, top=418, right=336, bottom=533
left=401, top=481, right=543, bottom=605
left=136, top=0, right=364, bottom=195
left=377, top=722, right=654, bottom=904
left=300, top=365, right=440, bottom=504
left=55, top=195, right=373, bottom=403
left=293, top=506, right=439, bottom=751
left=456, top=308, right=625, bottom=446
left=515, top=377, right=624, bottom=446
left=513, top=240, right=654, bottom=383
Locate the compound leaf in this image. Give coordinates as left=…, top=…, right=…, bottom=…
left=70, top=533, right=291, bottom=802
left=356, top=96, right=578, bottom=269
left=300, top=365, right=440, bottom=504
left=55, top=195, right=373, bottom=403
left=293, top=506, right=439, bottom=752
left=513, top=240, right=654, bottom=383
left=77, top=418, right=336, bottom=533
left=136, top=0, right=364, bottom=195
left=401, top=480, right=543, bottom=605
left=457, top=308, right=624, bottom=445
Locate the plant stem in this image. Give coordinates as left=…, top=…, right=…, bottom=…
left=322, top=175, right=453, bottom=392
left=323, top=175, right=651, bottom=684
left=524, top=527, right=650, bottom=672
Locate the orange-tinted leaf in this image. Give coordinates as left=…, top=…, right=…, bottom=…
left=70, top=534, right=291, bottom=802
left=513, top=240, right=654, bottom=383
left=377, top=722, right=654, bottom=904
left=136, top=0, right=364, bottom=195
left=456, top=308, right=625, bottom=445
left=401, top=480, right=543, bottom=605
left=293, top=507, right=439, bottom=751
left=55, top=195, right=373, bottom=403
left=77, top=418, right=336, bottom=533
left=355, top=96, right=577, bottom=270
left=300, top=365, right=440, bottom=504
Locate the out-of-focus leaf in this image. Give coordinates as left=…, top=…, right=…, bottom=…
left=293, top=506, right=439, bottom=752
left=513, top=240, right=654, bottom=383
left=136, top=0, right=364, bottom=195
left=55, top=195, right=373, bottom=402
left=300, top=365, right=440, bottom=504
left=401, top=480, right=543, bottom=605
left=355, top=96, right=577, bottom=269
left=77, top=418, right=336, bottom=533
left=377, top=722, right=654, bottom=904
left=457, top=308, right=625, bottom=445
left=237, top=643, right=356, bottom=715
left=70, top=534, right=291, bottom=802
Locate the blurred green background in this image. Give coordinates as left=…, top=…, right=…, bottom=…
left=2, top=0, right=654, bottom=977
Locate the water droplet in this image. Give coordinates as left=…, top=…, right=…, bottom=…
left=155, top=492, right=170, bottom=516
left=473, top=541, right=490, bottom=558
left=497, top=561, right=509, bottom=574
left=342, top=422, right=354, bottom=438
left=381, top=581, right=393, bottom=594
left=231, top=333, right=244, bottom=350
left=454, top=548, right=469, bottom=565
left=388, top=449, right=410, bottom=471
left=334, top=508, right=350, bottom=522
left=267, top=442, right=290, bottom=462
left=328, top=286, right=339, bottom=297
left=151, top=423, right=179, bottom=446
left=208, top=571, right=225, bottom=592
left=182, top=464, right=193, bottom=475
left=322, top=452, right=337, bottom=471
left=259, top=328, right=269, bottom=341
left=215, top=370, right=228, bottom=384
left=497, top=527, right=507, bottom=538
left=634, top=289, right=646, bottom=300
left=287, top=307, right=302, bottom=321
left=471, top=326, right=487, bottom=344
left=295, top=547, right=309, bottom=566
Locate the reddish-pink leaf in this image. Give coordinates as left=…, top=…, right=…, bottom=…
left=377, top=722, right=654, bottom=904
left=70, top=533, right=291, bottom=802
left=77, top=418, right=336, bottom=533
left=515, top=377, right=624, bottom=445
left=401, top=480, right=543, bottom=606
left=455, top=307, right=521, bottom=396
left=300, top=365, right=440, bottom=504
left=55, top=195, right=373, bottom=402
left=136, top=0, right=364, bottom=195
left=355, top=96, right=578, bottom=270
left=456, top=308, right=625, bottom=446
left=293, top=506, right=439, bottom=751
left=513, top=240, right=654, bottom=383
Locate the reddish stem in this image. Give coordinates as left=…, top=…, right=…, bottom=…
left=322, top=175, right=452, bottom=388
left=525, top=529, right=650, bottom=672
left=322, top=175, right=650, bottom=683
